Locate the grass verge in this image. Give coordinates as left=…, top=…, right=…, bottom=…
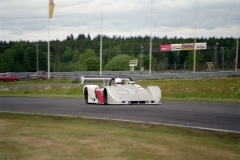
left=0, top=112, right=239, bottom=160
left=0, top=77, right=240, bottom=103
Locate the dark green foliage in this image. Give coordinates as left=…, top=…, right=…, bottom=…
left=1, top=48, right=15, bottom=72
left=76, top=49, right=96, bottom=71
left=186, top=51, right=204, bottom=71
left=104, top=54, right=133, bottom=71
left=0, top=35, right=239, bottom=72
left=85, top=57, right=99, bottom=71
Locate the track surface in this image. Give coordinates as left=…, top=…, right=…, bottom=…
left=0, top=97, right=239, bottom=133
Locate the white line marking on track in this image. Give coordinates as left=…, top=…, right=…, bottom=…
left=1, top=111, right=239, bottom=134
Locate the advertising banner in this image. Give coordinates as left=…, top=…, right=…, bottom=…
left=160, top=44, right=171, bottom=52
left=195, top=42, right=207, bottom=50
left=182, top=43, right=194, bottom=50
left=171, top=44, right=182, bottom=51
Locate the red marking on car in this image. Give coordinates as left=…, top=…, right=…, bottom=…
left=95, top=89, right=104, bottom=104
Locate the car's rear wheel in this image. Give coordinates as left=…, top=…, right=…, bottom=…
left=103, top=89, right=108, bottom=105
left=84, top=87, right=89, bottom=104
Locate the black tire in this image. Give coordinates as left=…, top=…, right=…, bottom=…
left=104, top=89, right=108, bottom=105
left=84, top=87, right=89, bottom=104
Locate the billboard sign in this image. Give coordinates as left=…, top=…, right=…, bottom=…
left=195, top=42, right=207, bottom=50
left=182, top=43, right=194, bottom=50
left=171, top=44, right=182, bottom=51
left=160, top=44, right=171, bottom=52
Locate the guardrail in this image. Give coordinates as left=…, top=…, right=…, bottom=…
left=7, top=71, right=240, bottom=82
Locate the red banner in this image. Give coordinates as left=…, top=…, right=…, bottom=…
left=160, top=44, right=171, bottom=52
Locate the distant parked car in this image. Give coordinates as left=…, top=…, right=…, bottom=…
left=28, top=71, right=54, bottom=80
left=0, top=73, right=20, bottom=82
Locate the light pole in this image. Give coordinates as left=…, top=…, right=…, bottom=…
left=48, top=3, right=50, bottom=79
left=193, top=0, right=198, bottom=72
left=35, top=44, right=39, bottom=71
left=100, top=0, right=103, bottom=76
left=236, top=37, right=239, bottom=71
left=140, top=45, right=144, bottom=72
left=48, top=0, right=55, bottom=79
left=214, top=42, right=219, bottom=70
left=235, top=2, right=239, bottom=71
left=220, top=47, right=225, bottom=70
left=149, top=0, right=153, bottom=74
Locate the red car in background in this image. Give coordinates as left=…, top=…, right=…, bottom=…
left=28, top=71, right=54, bottom=80
left=0, top=73, right=20, bottom=82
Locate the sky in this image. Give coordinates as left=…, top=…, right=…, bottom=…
left=0, top=0, right=240, bottom=42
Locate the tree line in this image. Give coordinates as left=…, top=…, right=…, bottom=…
left=0, top=34, right=239, bottom=72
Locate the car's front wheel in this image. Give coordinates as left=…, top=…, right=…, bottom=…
left=103, top=89, right=108, bottom=105
left=84, top=87, right=89, bottom=104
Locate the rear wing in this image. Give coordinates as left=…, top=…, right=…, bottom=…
left=80, top=76, right=134, bottom=87
left=80, top=76, right=111, bottom=86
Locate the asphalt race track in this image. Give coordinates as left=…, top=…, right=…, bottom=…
left=0, top=97, right=239, bottom=133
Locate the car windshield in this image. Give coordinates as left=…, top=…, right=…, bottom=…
left=33, top=72, right=42, bottom=75
left=0, top=74, right=10, bottom=77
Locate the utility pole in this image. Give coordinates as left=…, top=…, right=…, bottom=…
left=48, top=3, right=50, bottom=79
left=236, top=1, right=240, bottom=71
left=35, top=44, right=39, bottom=71
left=220, top=47, right=225, bottom=70
left=140, top=45, right=144, bottom=72
left=236, top=38, right=239, bottom=71
left=100, top=0, right=103, bottom=76
left=214, top=43, right=219, bottom=70
left=149, top=0, right=153, bottom=74
left=48, top=0, right=55, bottom=79
left=193, top=0, right=198, bottom=72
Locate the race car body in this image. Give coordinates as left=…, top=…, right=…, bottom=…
left=81, top=76, right=161, bottom=105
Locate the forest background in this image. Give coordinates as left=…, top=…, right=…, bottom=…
left=0, top=34, right=239, bottom=72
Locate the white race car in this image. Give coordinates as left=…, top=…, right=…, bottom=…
left=80, top=76, right=161, bottom=105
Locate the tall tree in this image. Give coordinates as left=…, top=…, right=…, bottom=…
left=85, top=57, right=99, bottom=71
left=186, top=51, right=204, bottom=71
left=103, top=54, right=134, bottom=71
left=77, top=49, right=97, bottom=71
left=1, top=49, right=15, bottom=72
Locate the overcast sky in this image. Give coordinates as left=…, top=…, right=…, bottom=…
left=0, top=0, right=240, bottom=42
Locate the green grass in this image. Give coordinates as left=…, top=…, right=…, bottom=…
left=137, top=78, right=240, bottom=103
left=1, top=78, right=240, bottom=159
left=0, top=112, right=239, bottom=160
left=0, top=77, right=240, bottom=103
